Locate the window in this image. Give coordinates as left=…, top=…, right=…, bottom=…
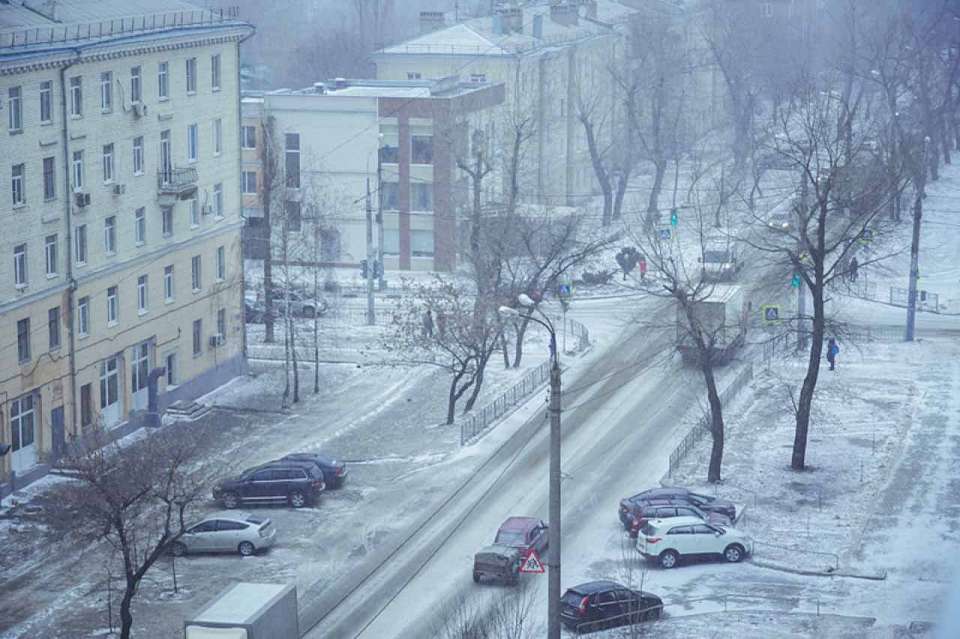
left=103, top=216, right=116, bottom=254
left=411, top=230, right=434, bottom=258
left=17, top=318, right=30, bottom=363
left=11, top=163, right=25, bottom=206
left=411, top=183, right=433, bottom=211
left=187, top=124, right=198, bottom=162
left=8, top=86, right=22, bottom=132
left=75, top=224, right=87, bottom=264
left=213, top=118, right=222, bottom=155
left=45, top=234, right=57, bottom=276
left=14, top=243, right=27, bottom=287
left=214, top=182, right=224, bottom=217
left=379, top=143, right=399, bottom=164
left=100, top=72, right=113, bottom=111
left=382, top=229, right=399, bottom=255
left=241, top=125, right=256, bottom=149
left=165, top=352, right=177, bottom=386
left=667, top=525, right=692, bottom=535
left=10, top=395, right=34, bottom=458
left=763, top=1, right=773, bottom=17
left=192, top=318, right=202, bottom=355
left=242, top=171, right=257, bottom=194
left=99, top=357, right=119, bottom=409
left=321, top=228, right=341, bottom=259
left=162, top=206, right=173, bottom=237
left=211, top=54, right=221, bottom=91
left=137, top=275, right=148, bottom=313
left=39, top=80, right=52, bottom=124
left=134, top=207, right=146, bottom=245
left=163, top=264, right=174, bottom=301
left=132, top=136, right=144, bottom=175
left=160, top=129, right=172, bottom=182
left=216, top=245, right=225, bottom=280
left=381, top=182, right=399, bottom=210
left=191, top=255, right=201, bottom=291
left=77, top=296, right=89, bottom=336
left=80, top=383, right=93, bottom=428
left=189, top=196, right=200, bottom=227
left=285, top=133, right=300, bottom=188
left=407, top=72, right=422, bottom=80
left=130, top=66, right=142, bottom=103
left=284, top=200, right=301, bottom=232
left=69, top=76, right=82, bottom=116
left=217, top=308, right=226, bottom=340
left=106, top=285, right=118, bottom=324
left=692, top=524, right=715, bottom=535
left=72, top=150, right=84, bottom=190
left=158, top=61, right=169, bottom=99
left=43, top=156, right=56, bottom=200
left=186, top=57, right=197, bottom=94
left=411, top=135, right=433, bottom=164
left=131, top=342, right=149, bottom=394
left=102, top=143, right=114, bottom=183
left=48, top=306, right=61, bottom=350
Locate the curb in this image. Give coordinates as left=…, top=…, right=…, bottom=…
left=749, top=558, right=887, bottom=581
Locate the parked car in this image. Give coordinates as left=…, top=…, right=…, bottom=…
left=472, top=544, right=522, bottom=586
left=620, top=487, right=736, bottom=524
left=624, top=499, right=732, bottom=537
left=636, top=516, right=752, bottom=569
left=277, top=452, right=348, bottom=488
left=494, top=517, right=549, bottom=557
left=169, top=511, right=276, bottom=557
left=213, top=461, right=326, bottom=509
left=560, top=580, right=663, bottom=633
left=270, top=287, right=328, bottom=318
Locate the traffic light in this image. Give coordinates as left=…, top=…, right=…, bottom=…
left=373, top=260, right=383, bottom=279
left=670, top=209, right=679, bottom=227
left=360, top=259, right=368, bottom=278
left=791, top=273, right=802, bottom=289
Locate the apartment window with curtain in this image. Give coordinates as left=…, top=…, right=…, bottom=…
left=132, top=136, right=144, bottom=175
left=213, top=118, right=223, bottom=155
left=411, top=135, right=433, bottom=164
left=186, top=57, right=197, bottom=94
left=216, top=245, right=225, bottom=280
left=77, top=296, right=89, bottom=337
left=45, top=234, right=57, bottom=276
left=284, top=133, right=300, bottom=188
left=214, top=182, right=223, bottom=217
left=72, top=150, right=84, bottom=190
left=411, top=183, right=433, bottom=211
left=135, top=207, right=146, bottom=245
left=242, top=125, right=256, bottom=149
left=103, top=216, right=116, bottom=254
left=381, top=182, right=399, bottom=210
left=106, top=285, right=118, bottom=325
left=211, top=54, right=221, bottom=91
left=48, top=306, right=61, bottom=351
left=11, top=163, right=25, bottom=206
left=242, top=171, right=257, bottom=194
left=191, top=255, right=201, bottom=291
left=189, top=196, right=200, bottom=227
left=411, top=230, right=435, bottom=258
left=162, top=206, right=173, bottom=237
left=13, top=243, right=27, bottom=287
left=69, top=76, right=82, bottom=116
left=8, top=86, right=22, bottom=132
left=39, top=80, right=52, bottom=124
left=102, top=143, right=114, bottom=183
left=17, top=318, right=30, bottom=363
left=217, top=308, right=226, bottom=340
left=192, top=319, right=202, bottom=355
left=74, top=224, right=87, bottom=264
left=187, top=124, right=198, bottom=162
left=158, top=61, right=169, bottom=99
left=100, top=72, right=113, bottom=111
left=164, top=265, right=174, bottom=302
left=43, top=156, right=55, bottom=200
left=130, top=65, right=142, bottom=103
left=137, top=275, right=148, bottom=314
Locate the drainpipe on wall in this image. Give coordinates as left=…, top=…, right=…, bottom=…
left=236, top=29, right=255, bottom=367
left=59, top=50, right=82, bottom=441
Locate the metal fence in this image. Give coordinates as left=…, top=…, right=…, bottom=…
left=668, top=364, right=754, bottom=476
left=889, top=286, right=940, bottom=311
left=460, top=360, right=551, bottom=446
left=759, top=332, right=794, bottom=367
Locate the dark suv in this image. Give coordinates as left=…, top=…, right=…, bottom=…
left=619, top=487, right=736, bottom=526
left=560, top=580, right=662, bottom=633
left=276, top=452, right=348, bottom=488
left=623, top=499, right=732, bottom=537
left=213, top=461, right=326, bottom=509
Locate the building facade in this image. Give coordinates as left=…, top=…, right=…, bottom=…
left=0, top=1, right=253, bottom=492
left=241, top=77, right=504, bottom=273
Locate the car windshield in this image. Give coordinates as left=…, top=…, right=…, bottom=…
left=495, top=531, right=526, bottom=546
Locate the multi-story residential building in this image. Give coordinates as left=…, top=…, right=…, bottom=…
left=242, top=76, right=504, bottom=273
left=0, top=0, right=253, bottom=494
left=373, top=0, right=639, bottom=209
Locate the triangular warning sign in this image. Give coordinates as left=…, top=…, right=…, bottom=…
left=519, top=549, right=545, bottom=574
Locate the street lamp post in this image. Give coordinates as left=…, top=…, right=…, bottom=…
left=499, top=296, right=562, bottom=639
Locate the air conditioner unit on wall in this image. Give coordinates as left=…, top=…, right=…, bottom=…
left=112, top=183, right=126, bottom=195
left=132, top=103, right=147, bottom=118
left=208, top=334, right=225, bottom=347
left=74, top=192, right=91, bottom=208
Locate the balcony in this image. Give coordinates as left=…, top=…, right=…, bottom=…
left=157, top=167, right=198, bottom=202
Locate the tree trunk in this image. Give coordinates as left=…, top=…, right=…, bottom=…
left=700, top=360, right=724, bottom=483
left=119, top=584, right=136, bottom=639
left=464, top=358, right=486, bottom=412
left=500, top=330, right=511, bottom=369
left=580, top=114, right=614, bottom=227
left=446, top=370, right=465, bottom=425
left=792, top=283, right=825, bottom=470
left=290, top=315, right=300, bottom=403
left=613, top=172, right=628, bottom=221
left=646, top=160, right=666, bottom=220
left=513, top=315, right=531, bottom=369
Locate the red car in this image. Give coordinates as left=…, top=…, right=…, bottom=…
left=495, top=516, right=549, bottom=557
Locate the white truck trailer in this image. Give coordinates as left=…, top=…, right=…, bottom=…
left=184, top=582, right=298, bottom=639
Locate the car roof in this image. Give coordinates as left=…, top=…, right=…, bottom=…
left=568, top=580, right=625, bottom=595
left=285, top=452, right=336, bottom=464
left=200, top=511, right=254, bottom=522
left=498, top=516, right=540, bottom=532
left=647, top=516, right=707, bottom=530
left=477, top=543, right=521, bottom=557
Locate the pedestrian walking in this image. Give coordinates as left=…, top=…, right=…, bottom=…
left=422, top=308, right=434, bottom=338
left=826, top=337, right=839, bottom=371
left=848, top=256, right=859, bottom=283
left=639, top=256, right=648, bottom=281
left=436, top=310, right=446, bottom=340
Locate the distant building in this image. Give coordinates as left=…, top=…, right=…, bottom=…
left=241, top=76, right=505, bottom=273
left=0, top=0, right=253, bottom=494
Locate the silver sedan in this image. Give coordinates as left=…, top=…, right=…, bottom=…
left=170, top=511, right=277, bottom=556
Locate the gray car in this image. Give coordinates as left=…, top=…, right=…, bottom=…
left=170, top=512, right=277, bottom=556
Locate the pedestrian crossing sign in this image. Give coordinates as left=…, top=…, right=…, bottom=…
left=519, top=549, right=545, bottom=574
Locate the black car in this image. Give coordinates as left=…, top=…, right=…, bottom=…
left=622, top=498, right=732, bottom=537
left=560, top=580, right=663, bottom=633
left=278, top=452, right=348, bottom=488
left=213, top=461, right=326, bottom=508
left=620, top=487, right=736, bottom=523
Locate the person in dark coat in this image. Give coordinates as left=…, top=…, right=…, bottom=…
left=826, top=337, right=839, bottom=371
left=422, top=308, right=434, bottom=338
left=848, top=256, right=859, bottom=283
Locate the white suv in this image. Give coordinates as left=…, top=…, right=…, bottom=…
left=636, top=516, right=752, bottom=569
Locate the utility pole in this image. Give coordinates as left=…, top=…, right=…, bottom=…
left=365, top=177, right=376, bottom=326
left=377, top=154, right=385, bottom=290
left=547, top=331, right=562, bottom=639
left=905, top=137, right=929, bottom=342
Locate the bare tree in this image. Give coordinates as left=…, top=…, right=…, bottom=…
left=41, top=425, right=214, bottom=639
left=431, top=582, right=541, bottom=639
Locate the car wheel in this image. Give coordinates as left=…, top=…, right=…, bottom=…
left=724, top=543, right=745, bottom=563
left=222, top=492, right=240, bottom=509
left=238, top=541, right=256, bottom=556
left=659, top=550, right=679, bottom=569
left=472, top=571, right=480, bottom=584
left=289, top=490, right=307, bottom=508
left=170, top=541, right=187, bottom=557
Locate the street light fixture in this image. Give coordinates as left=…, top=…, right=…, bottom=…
left=498, top=297, right=561, bottom=639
